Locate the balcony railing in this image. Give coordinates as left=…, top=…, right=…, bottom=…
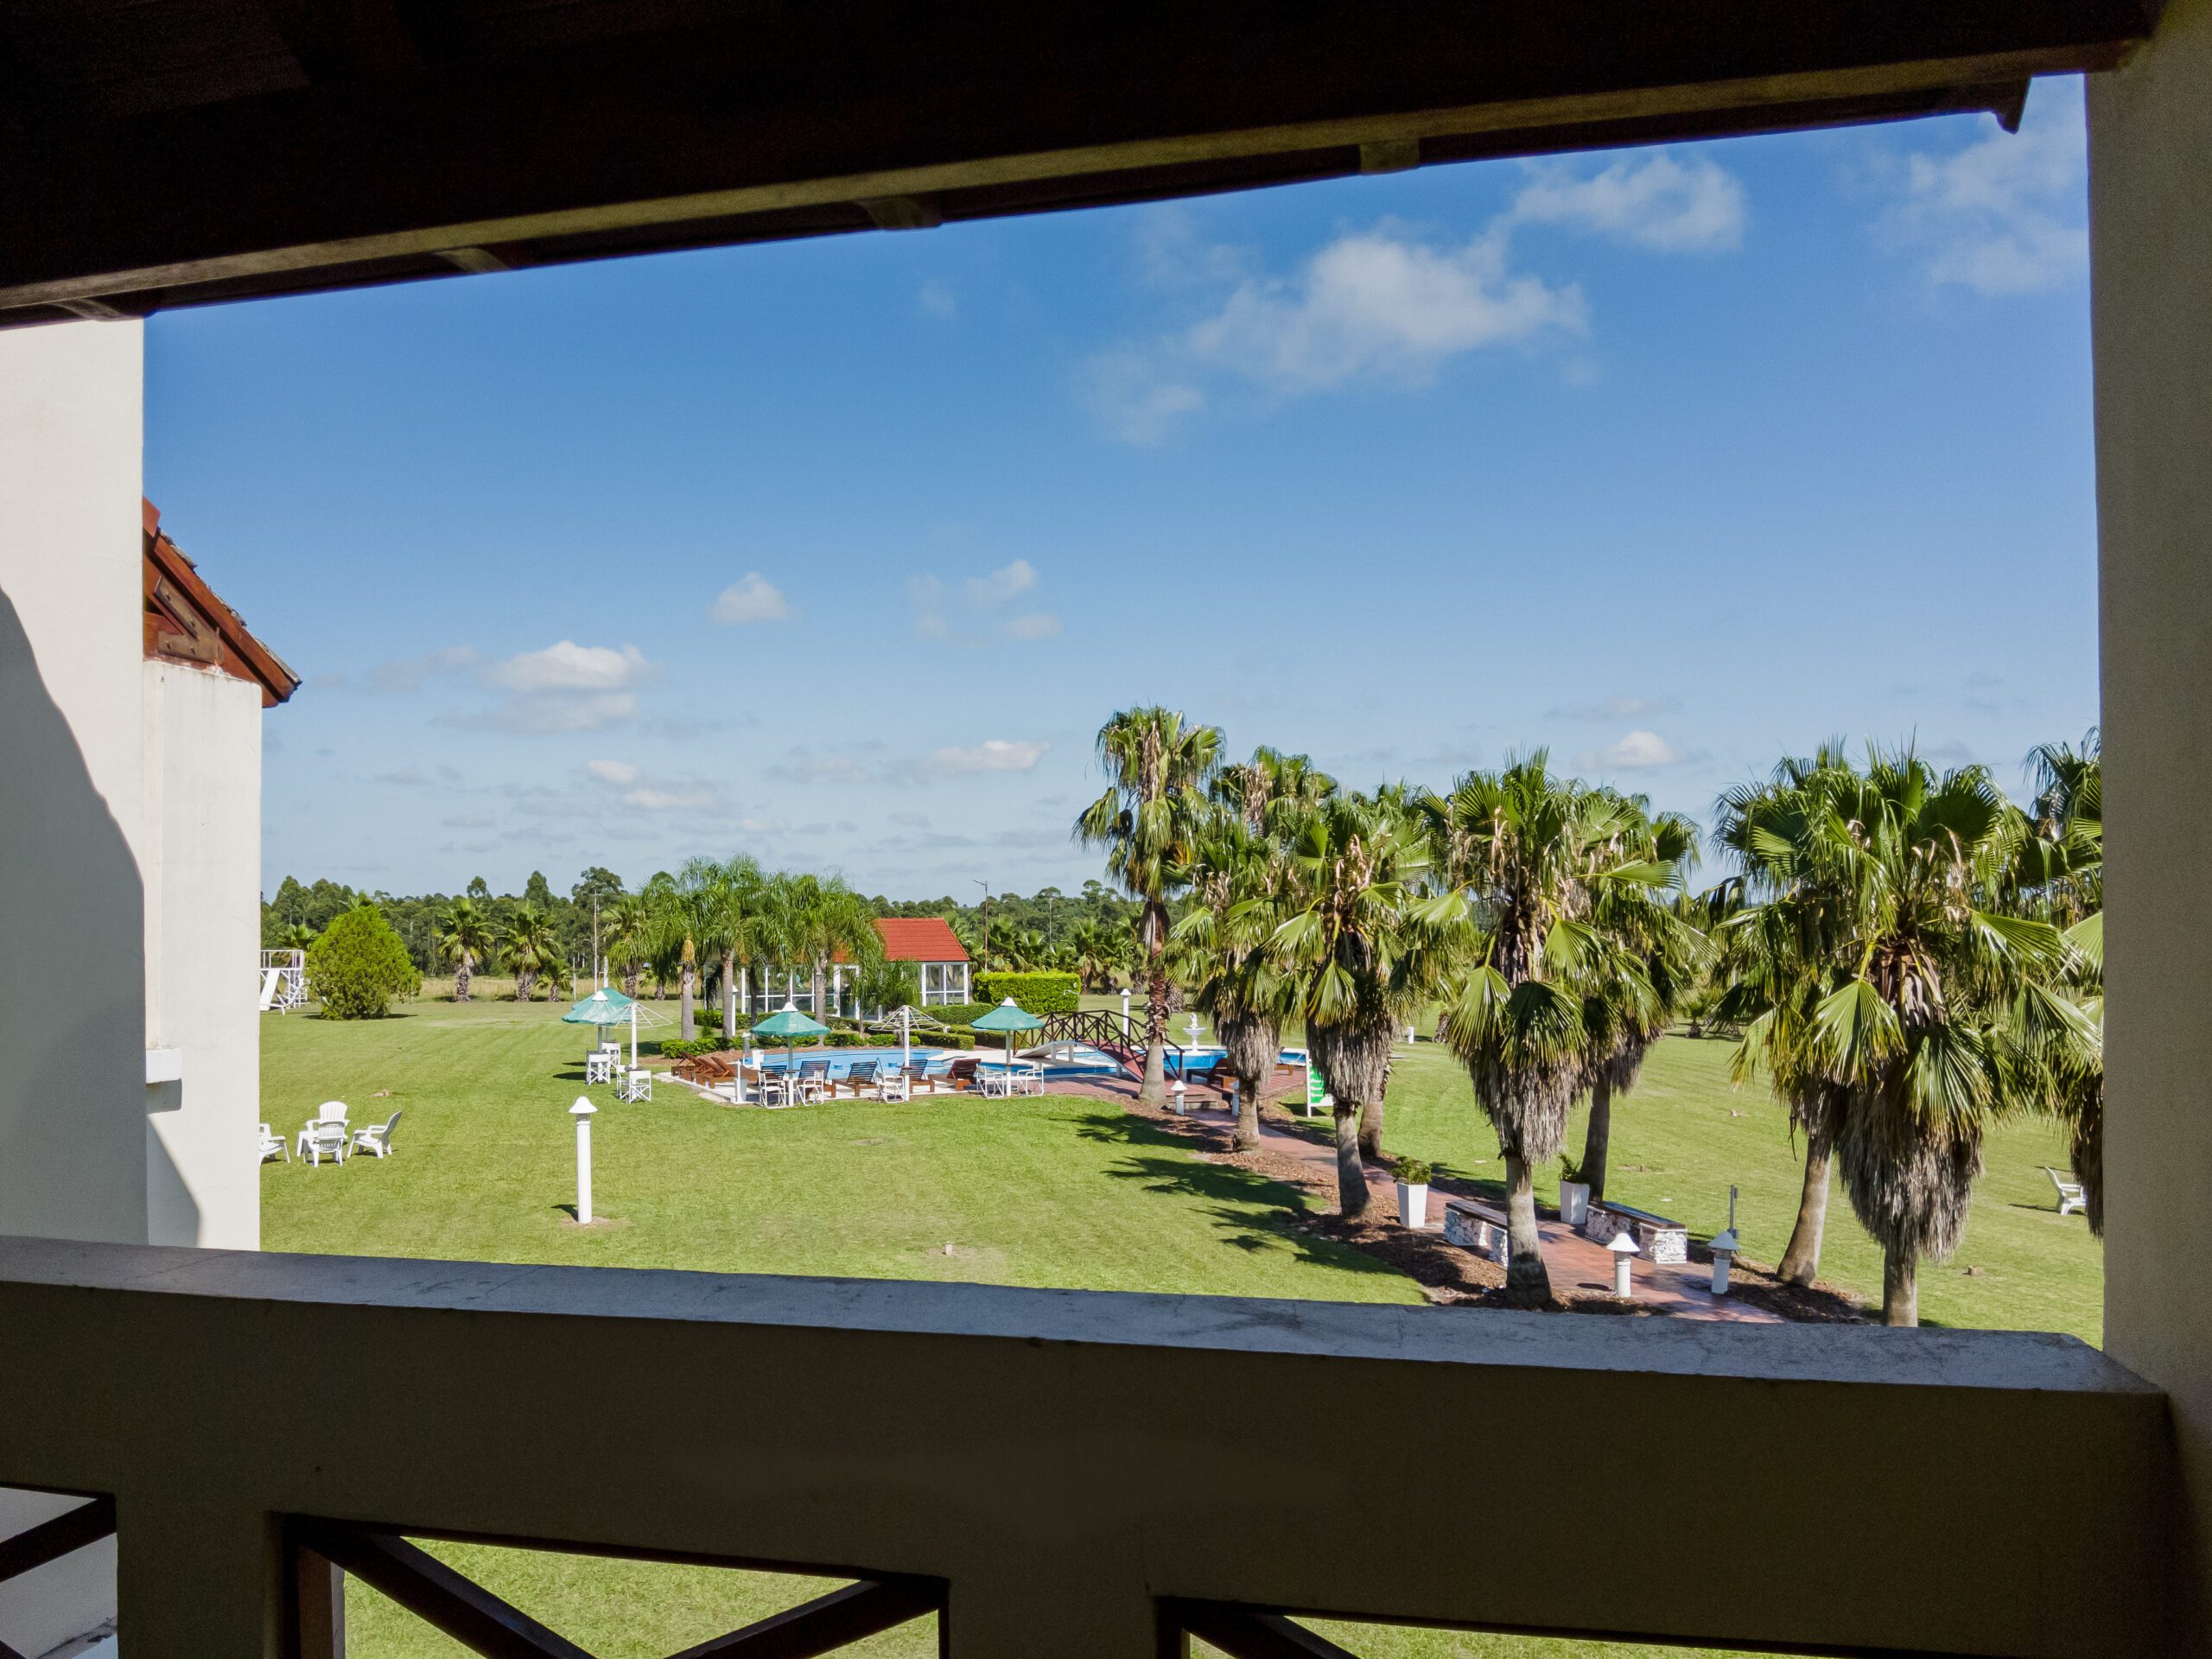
left=0, top=1236, right=2174, bottom=1657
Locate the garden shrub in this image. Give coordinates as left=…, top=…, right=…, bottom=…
left=973, top=971, right=1078, bottom=1015
left=307, top=905, right=420, bottom=1019
left=931, top=1001, right=997, bottom=1027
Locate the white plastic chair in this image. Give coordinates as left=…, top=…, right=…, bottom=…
left=352, top=1111, right=401, bottom=1158
left=977, top=1067, right=1014, bottom=1100
left=296, top=1104, right=347, bottom=1160
left=874, top=1071, right=912, bottom=1103
left=620, top=1068, right=653, bottom=1102
left=300, top=1120, right=348, bottom=1166
left=585, top=1052, right=615, bottom=1084
left=257, top=1122, right=289, bottom=1163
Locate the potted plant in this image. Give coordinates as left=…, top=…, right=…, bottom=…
left=1557, top=1154, right=1592, bottom=1229
left=1395, top=1158, right=1434, bottom=1230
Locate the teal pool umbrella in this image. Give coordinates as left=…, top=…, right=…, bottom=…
left=563, top=985, right=665, bottom=1068
left=971, top=996, right=1044, bottom=1073
left=753, top=1001, right=830, bottom=1085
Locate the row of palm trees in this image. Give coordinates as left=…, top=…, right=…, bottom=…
left=431, top=899, right=566, bottom=1001
left=1080, top=706, right=2104, bottom=1325
left=435, top=861, right=885, bottom=1039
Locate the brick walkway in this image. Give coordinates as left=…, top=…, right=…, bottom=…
left=1039, top=1071, right=1780, bottom=1323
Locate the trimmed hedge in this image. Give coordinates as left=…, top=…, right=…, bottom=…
left=972, top=971, right=1079, bottom=1016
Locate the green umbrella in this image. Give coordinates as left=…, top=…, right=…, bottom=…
left=971, top=996, right=1044, bottom=1076
left=753, top=1001, right=830, bottom=1095
left=562, top=985, right=665, bottom=1068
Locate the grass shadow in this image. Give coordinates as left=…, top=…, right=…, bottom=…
left=1073, top=1109, right=1403, bottom=1277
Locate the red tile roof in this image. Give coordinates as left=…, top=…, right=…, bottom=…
left=874, top=917, right=969, bottom=963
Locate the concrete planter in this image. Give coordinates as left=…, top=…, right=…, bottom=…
left=1559, top=1180, right=1592, bottom=1228
left=1396, top=1181, right=1429, bottom=1230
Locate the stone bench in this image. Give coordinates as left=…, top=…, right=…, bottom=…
left=1582, top=1199, right=1688, bottom=1264
left=1442, top=1198, right=1510, bottom=1265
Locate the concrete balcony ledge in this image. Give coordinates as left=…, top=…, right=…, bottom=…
left=0, top=1236, right=2177, bottom=1656
left=0, top=1235, right=2154, bottom=1391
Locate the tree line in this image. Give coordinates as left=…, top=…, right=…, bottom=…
left=1079, top=706, right=2103, bottom=1328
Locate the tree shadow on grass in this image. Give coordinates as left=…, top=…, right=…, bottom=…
left=1073, top=1109, right=1404, bottom=1279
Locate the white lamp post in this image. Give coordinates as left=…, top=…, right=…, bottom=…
left=1120, top=986, right=1131, bottom=1027
left=569, top=1096, right=596, bottom=1224
left=1607, top=1230, right=1640, bottom=1298
left=1171, top=1079, right=1188, bottom=1116
left=1709, top=1229, right=1739, bottom=1295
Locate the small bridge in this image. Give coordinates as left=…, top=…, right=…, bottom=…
left=1035, top=1008, right=1185, bottom=1084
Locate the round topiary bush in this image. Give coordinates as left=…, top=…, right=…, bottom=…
left=307, top=904, right=421, bottom=1019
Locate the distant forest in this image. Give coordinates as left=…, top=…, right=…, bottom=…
left=262, top=869, right=1147, bottom=989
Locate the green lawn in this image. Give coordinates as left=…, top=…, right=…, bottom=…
left=263, top=999, right=2099, bottom=1658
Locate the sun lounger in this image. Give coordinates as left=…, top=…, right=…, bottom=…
left=945, top=1057, right=982, bottom=1093
left=840, top=1059, right=881, bottom=1098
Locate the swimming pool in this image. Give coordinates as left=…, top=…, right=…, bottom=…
left=737, top=1042, right=1313, bottom=1082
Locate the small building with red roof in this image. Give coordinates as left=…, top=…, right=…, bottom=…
left=871, top=918, right=972, bottom=1007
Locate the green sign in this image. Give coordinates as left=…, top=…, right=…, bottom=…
left=1306, top=1061, right=1329, bottom=1109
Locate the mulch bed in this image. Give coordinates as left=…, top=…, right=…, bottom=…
left=1120, top=1091, right=1867, bottom=1323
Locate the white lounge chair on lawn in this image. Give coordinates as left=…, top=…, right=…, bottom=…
left=2046, top=1166, right=2088, bottom=1217
left=300, top=1119, right=348, bottom=1166
left=258, top=1123, right=289, bottom=1163
left=296, top=1103, right=347, bottom=1160
left=620, top=1068, right=653, bottom=1102
left=353, top=1111, right=401, bottom=1159
left=585, top=1051, right=617, bottom=1084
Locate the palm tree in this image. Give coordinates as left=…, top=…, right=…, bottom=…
left=505, top=907, right=557, bottom=1001
left=1076, top=707, right=1222, bottom=1106
left=647, top=871, right=707, bottom=1039
left=1267, top=793, right=1440, bottom=1218
left=688, top=854, right=765, bottom=1040
left=2006, top=734, right=2105, bottom=1230
left=604, top=894, right=651, bottom=998
left=1214, top=745, right=1337, bottom=833
left=437, top=897, right=494, bottom=1002
left=1173, top=809, right=1297, bottom=1152
left=277, top=920, right=317, bottom=952
left=1573, top=807, right=1703, bottom=1201
left=1712, top=746, right=1858, bottom=1285
left=1426, top=756, right=1688, bottom=1306
left=1725, top=747, right=2065, bottom=1325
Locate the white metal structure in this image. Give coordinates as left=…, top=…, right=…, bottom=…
left=257, top=950, right=305, bottom=1014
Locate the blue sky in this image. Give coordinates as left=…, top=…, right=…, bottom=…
left=146, top=79, right=2100, bottom=901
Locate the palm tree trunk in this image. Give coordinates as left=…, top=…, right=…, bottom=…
left=721, top=950, right=738, bottom=1044
left=1581, top=1074, right=1614, bottom=1202
left=1139, top=905, right=1168, bottom=1107
left=1502, top=1152, right=1553, bottom=1306
left=1344, top=1092, right=1380, bottom=1159
left=679, top=958, right=696, bottom=1040
left=813, top=959, right=830, bottom=1044
left=622, top=960, right=639, bottom=999
left=455, top=952, right=473, bottom=1002
left=1778, top=1146, right=1833, bottom=1285
left=1334, top=1103, right=1370, bottom=1219
left=1882, top=1248, right=1917, bottom=1326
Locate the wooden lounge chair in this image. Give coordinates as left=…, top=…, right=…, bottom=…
left=945, top=1057, right=981, bottom=1093
left=840, top=1059, right=881, bottom=1098
left=902, top=1063, right=938, bottom=1096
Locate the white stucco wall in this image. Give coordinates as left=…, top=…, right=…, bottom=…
left=0, top=319, right=149, bottom=1247
left=0, top=318, right=140, bottom=1659
left=143, top=660, right=264, bottom=1249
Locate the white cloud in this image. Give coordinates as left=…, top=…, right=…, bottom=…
left=1083, top=348, right=1205, bottom=445
left=1547, top=694, right=1677, bottom=721
left=486, top=641, right=650, bottom=694
left=1879, top=92, right=2087, bottom=296
left=711, top=572, right=794, bottom=626
left=368, top=645, right=480, bottom=693
left=1003, top=612, right=1062, bottom=641
left=479, top=691, right=639, bottom=734
left=965, top=559, right=1037, bottom=605
left=1184, top=226, right=1586, bottom=394
left=918, top=280, right=957, bottom=320
left=764, top=751, right=874, bottom=785
left=1579, top=730, right=1690, bottom=770
left=915, top=739, right=1051, bottom=776
left=1510, top=153, right=1746, bottom=251
left=587, top=759, right=639, bottom=786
